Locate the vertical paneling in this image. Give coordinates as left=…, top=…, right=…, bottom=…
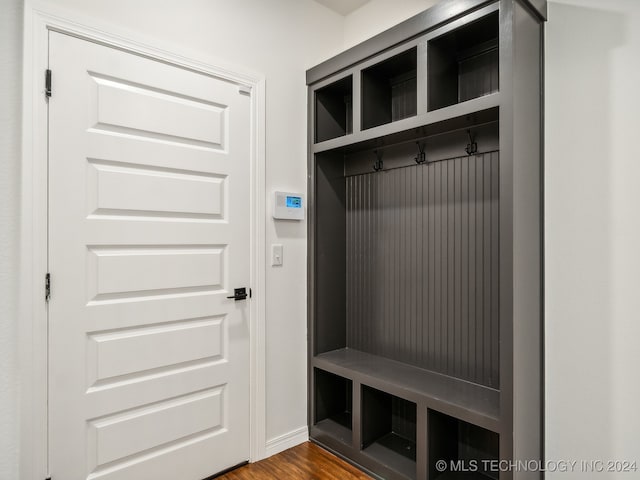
left=346, top=152, right=500, bottom=388
left=490, top=151, right=500, bottom=387
left=459, top=48, right=500, bottom=104
left=391, top=76, right=417, bottom=122
left=391, top=396, right=417, bottom=445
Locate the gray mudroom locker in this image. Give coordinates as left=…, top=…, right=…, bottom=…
left=306, top=0, right=545, bottom=479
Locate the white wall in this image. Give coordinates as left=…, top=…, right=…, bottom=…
left=1, top=0, right=345, bottom=476
left=342, top=0, right=438, bottom=49
left=545, top=0, right=640, bottom=475
left=0, top=0, right=23, bottom=479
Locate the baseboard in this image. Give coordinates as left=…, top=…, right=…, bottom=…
left=265, top=426, right=309, bottom=458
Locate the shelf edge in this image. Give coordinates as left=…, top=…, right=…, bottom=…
left=312, top=93, right=500, bottom=154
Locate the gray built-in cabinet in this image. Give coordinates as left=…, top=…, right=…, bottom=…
left=307, top=1, right=545, bottom=479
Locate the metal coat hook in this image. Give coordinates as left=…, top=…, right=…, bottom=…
left=415, top=142, right=426, bottom=164
left=465, top=129, right=478, bottom=156
left=373, top=150, right=384, bottom=172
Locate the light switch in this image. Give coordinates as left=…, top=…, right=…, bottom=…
left=272, top=244, right=283, bottom=266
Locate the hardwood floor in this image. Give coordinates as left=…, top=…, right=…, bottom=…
left=216, top=442, right=372, bottom=479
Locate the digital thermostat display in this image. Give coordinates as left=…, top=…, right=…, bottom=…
left=273, top=191, right=305, bottom=220
left=286, top=196, right=302, bottom=208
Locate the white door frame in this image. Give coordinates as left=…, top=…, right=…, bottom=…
left=20, top=7, right=267, bottom=480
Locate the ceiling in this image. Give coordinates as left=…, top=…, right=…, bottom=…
left=313, top=0, right=371, bottom=16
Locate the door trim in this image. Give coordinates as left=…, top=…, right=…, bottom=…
left=21, top=7, right=267, bottom=479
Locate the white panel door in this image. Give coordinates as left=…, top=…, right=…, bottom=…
left=48, top=31, right=251, bottom=480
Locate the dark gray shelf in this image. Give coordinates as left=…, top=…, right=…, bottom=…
left=313, top=348, right=500, bottom=433
left=313, top=417, right=353, bottom=446
left=363, top=438, right=417, bottom=480
left=312, top=92, right=499, bottom=153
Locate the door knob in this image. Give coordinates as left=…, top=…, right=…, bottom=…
left=227, top=287, right=249, bottom=301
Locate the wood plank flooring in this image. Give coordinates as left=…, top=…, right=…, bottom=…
left=217, top=442, right=372, bottom=479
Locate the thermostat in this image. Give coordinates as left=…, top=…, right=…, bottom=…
left=273, top=191, right=305, bottom=220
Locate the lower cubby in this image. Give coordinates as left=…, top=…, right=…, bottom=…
left=428, top=410, right=499, bottom=480
left=314, top=369, right=353, bottom=446
left=362, top=385, right=417, bottom=480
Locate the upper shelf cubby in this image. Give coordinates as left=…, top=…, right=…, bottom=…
left=362, top=47, right=417, bottom=130
left=428, top=11, right=499, bottom=111
left=315, top=75, right=353, bottom=143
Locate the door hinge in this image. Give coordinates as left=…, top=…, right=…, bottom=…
left=45, top=69, right=52, bottom=98
left=45, top=273, right=51, bottom=302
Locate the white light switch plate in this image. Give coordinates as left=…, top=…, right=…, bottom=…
left=272, top=244, right=283, bottom=266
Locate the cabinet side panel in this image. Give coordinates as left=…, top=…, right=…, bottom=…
left=512, top=3, right=543, bottom=476
left=316, top=152, right=347, bottom=354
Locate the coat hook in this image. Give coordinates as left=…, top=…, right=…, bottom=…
left=465, top=129, right=478, bottom=156
left=373, top=150, right=384, bottom=172
left=415, top=142, right=426, bottom=164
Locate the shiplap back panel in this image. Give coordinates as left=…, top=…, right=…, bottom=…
left=345, top=152, right=500, bottom=388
